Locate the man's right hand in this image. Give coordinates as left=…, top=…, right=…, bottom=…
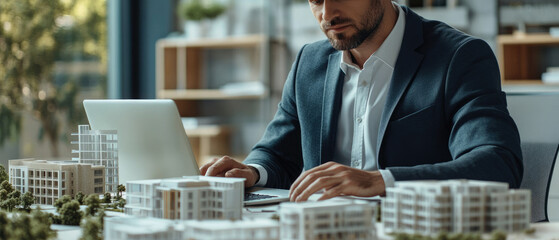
left=199, top=156, right=259, bottom=188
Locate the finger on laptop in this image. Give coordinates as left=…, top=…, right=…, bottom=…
left=205, top=156, right=238, bottom=176
left=199, top=157, right=219, bottom=175
left=225, top=168, right=256, bottom=188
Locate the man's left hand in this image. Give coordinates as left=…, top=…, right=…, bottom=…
left=289, top=162, right=386, bottom=202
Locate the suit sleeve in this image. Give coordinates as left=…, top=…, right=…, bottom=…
left=242, top=46, right=307, bottom=189
left=387, top=39, right=524, bottom=188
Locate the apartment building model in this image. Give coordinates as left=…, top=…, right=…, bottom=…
left=279, top=199, right=378, bottom=240
left=383, top=180, right=531, bottom=236
left=125, top=176, right=244, bottom=220
left=8, top=158, right=105, bottom=205
left=72, top=124, right=118, bottom=192
left=104, top=216, right=279, bottom=240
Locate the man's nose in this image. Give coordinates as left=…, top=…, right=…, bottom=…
left=321, top=0, right=340, bottom=23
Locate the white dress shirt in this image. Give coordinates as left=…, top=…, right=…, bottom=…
left=251, top=4, right=406, bottom=188
left=333, top=4, right=405, bottom=188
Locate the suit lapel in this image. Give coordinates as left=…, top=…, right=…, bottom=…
left=320, top=51, right=344, bottom=165
left=377, top=7, right=425, bottom=165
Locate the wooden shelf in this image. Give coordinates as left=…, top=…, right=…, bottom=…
left=158, top=89, right=266, bottom=100
left=498, top=34, right=559, bottom=45
left=157, top=34, right=267, bottom=49
left=497, top=33, right=559, bottom=84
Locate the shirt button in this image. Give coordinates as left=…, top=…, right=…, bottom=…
left=357, top=117, right=362, bottom=123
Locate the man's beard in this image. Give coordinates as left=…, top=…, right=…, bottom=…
left=322, top=1, right=385, bottom=50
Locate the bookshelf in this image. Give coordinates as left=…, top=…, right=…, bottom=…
left=497, top=33, right=559, bottom=85
left=155, top=34, right=270, bottom=165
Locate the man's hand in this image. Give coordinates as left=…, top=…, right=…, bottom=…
left=289, top=162, right=386, bottom=202
left=199, top=156, right=259, bottom=188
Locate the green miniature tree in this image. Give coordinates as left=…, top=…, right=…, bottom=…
left=1, top=198, right=19, bottom=212
left=117, top=184, right=125, bottom=198
left=54, top=195, right=72, bottom=212
left=7, top=190, right=20, bottom=200
left=0, top=189, right=7, bottom=201
left=436, top=231, right=449, bottom=240
left=0, top=211, right=8, bottom=239
left=6, top=213, right=33, bottom=239
left=75, top=191, right=85, bottom=205
left=84, top=194, right=100, bottom=216
left=1, top=180, right=14, bottom=193
left=30, top=209, right=56, bottom=240
left=97, top=209, right=105, bottom=227
left=80, top=216, right=102, bottom=240
left=490, top=230, right=507, bottom=240
left=103, top=192, right=111, bottom=204
left=0, top=165, right=8, bottom=183
left=20, top=191, right=35, bottom=211
left=59, top=200, right=82, bottom=225
left=116, top=198, right=126, bottom=209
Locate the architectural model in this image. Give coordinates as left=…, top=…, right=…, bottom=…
left=383, top=180, right=531, bottom=236
left=72, top=124, right=118, bottom=193
left=104, top=216, right=279, bottom=240
left=125, top=176, right=245, bottom=220
left=8, top=158, right=105, bottom=205
left=279, top=199, right=378, bottom=240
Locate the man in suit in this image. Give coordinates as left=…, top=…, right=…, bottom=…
left=201, top=0, right=523, bottom=202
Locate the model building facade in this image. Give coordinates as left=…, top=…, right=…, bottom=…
left=8, top=158, right=105, bottom=205
left=279, top=199, right=377, bottom=240
left=104, top=216, right=279, bottom=240
left=72, top=124, right=118, bottom=192
left=383, top=180, right=530, bottom=235
left=125, top=176, right=244, bottom=220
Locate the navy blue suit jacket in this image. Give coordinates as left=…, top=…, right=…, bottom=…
left=244, top=6, right=523, bottom=189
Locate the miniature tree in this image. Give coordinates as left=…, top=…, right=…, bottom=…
left=59, top=200, right=82, bottom=225
left=116, top=198, right=126, bottom=209
left=0, top=189, right=7, bottom=201
left=75, top=191, right=85, bottom=205
left=54, top=195, right=73, bottom=212
left=80, top=216, right=102, bottom=240
left=0, top=180, right=13, bottom=193
left=490, top=230, right=507, bottom=240
left=20, top=191, right=35, bottom=211
left=0, top=211, right=7, bottom=239
left=7, top=190, right=20, bottom=200
left=1, top=198, right=19, bottom=212
left=30, top=209, right=56, bottom=240
left=84, top=194, right=101, bottom=216
left=0, top=165, right=8, bottom=183
left=6, top=213, right=33, bottom=239
left=117, top=184, right=125, bottom=198
left=103, top=192, right=111, bottom=204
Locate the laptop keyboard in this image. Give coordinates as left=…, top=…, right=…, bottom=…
left=244, top=192, right=277, bottom=201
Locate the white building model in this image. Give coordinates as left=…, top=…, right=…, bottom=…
left=8, top=158, right=105, bottom=205
left=104, top=216, right=279, bottom=240
left=279, top=199, right=378, bottom=240
left=383, top=180, right=531, bottom=236
left=72, top=124, right=118, bottom=193
left=125, top=176, right=244, bottom=220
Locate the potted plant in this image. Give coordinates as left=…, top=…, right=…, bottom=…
left=178, top=0, right=227, bottom=39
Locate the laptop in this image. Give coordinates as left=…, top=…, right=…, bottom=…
left=83, top=99, right=289, bottom=205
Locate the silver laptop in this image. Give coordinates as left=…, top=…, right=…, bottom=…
left=84, top=99, right=288, bottom=205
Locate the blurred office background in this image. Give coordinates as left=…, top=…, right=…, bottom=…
left=2, top=0, right=559, bottom=167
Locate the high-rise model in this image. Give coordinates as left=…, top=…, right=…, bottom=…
left=72, top=125, right=118, bottom=192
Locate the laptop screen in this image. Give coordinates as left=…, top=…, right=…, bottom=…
left=83, top=99, right=200, bottom=183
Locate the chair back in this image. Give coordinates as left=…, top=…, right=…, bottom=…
left=507, top=92, right=559, bottom=222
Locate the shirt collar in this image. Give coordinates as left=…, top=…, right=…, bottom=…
left=340, top=4, right=406, bottom=73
